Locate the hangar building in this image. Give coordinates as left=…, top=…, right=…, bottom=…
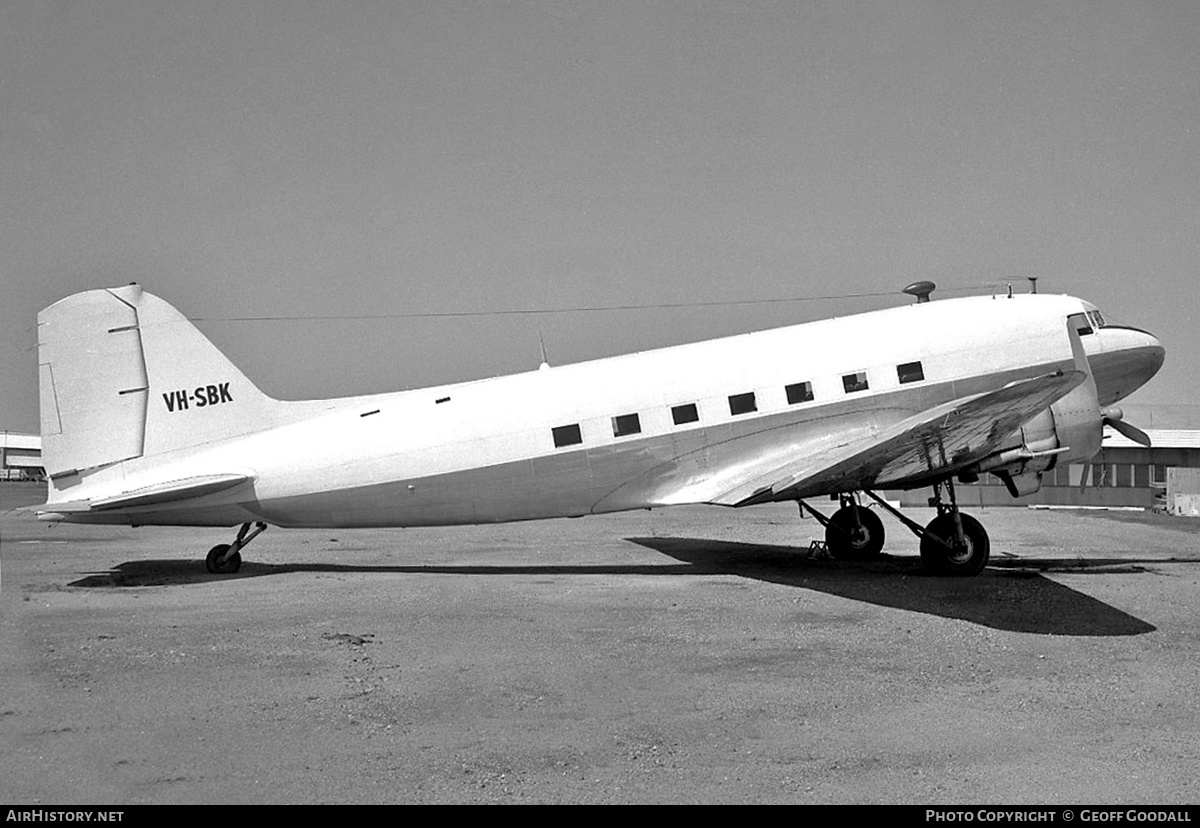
left=1, top=432, right=43, bottom=481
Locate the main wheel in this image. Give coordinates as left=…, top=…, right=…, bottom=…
left=919, top=513, right=990, bottom=576
left=205, top=543, right=242, bottom=574
left=825, top=505, right=886, bottom=560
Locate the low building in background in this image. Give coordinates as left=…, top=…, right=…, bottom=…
left=1167, top=468, right=1200, bottom=517
left=1, top=431, right=43, bottom=481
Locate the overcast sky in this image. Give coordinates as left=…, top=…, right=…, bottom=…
left=2, top=1, right=1198, bottom=433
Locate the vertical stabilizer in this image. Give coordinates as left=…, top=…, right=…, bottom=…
left=130, top=286, right=278, bottom=458
left=38, top=285, right=279, bottom=480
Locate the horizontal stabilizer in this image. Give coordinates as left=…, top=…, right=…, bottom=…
left=31, top=473, right=253, bottom=515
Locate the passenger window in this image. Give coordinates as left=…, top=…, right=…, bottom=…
left=672, top=403, right=699, bottom=425
left=552, top=424, right=582, bottom=448
left=785, top=381, right=814, bottom=404
left=897, top=361, right=924, bottom=384
left=728, top=393, right=757, bottom=416
left=842, top=372, right=869, bottom=393
left=612, top=413, right=641, bottom=437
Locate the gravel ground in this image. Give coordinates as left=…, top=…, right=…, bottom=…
left=2, top=482, right=1199, bottom=804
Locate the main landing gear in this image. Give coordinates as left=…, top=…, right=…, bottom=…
left=910, top=479, right=990, bottom=576
left=205, top=521, right=268, bottom=574
left=799, top=479, right=991, bottom=576
left=801, top=494, right=886, bottom=560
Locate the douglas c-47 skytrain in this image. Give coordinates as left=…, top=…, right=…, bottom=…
left=30, top=281, right=1164, bottom=576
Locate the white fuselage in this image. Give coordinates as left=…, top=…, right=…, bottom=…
left=45, top=292, right=1134, bottom=528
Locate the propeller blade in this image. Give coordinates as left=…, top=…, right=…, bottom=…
left=1104, top=416, right=1152, bottom=447
left=1101, top=406, right=1152, bottom=447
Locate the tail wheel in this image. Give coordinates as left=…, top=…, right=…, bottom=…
left=205, top=543, right=242, bottom=574
left=920, top=513, right=990, bottom=576
left=826, top=505, right=886, bottom=560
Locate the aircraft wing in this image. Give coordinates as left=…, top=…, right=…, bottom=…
left=714, top=369, right=1086, bottom=507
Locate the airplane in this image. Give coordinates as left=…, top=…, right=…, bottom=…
left=29, top=281, right=1164, bottom=577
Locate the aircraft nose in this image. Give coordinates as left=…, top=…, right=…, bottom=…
left=1125, top=328, right=1166, bottom=382
left=1141, top=331, right=1166, bottom=376
left=1089, top=326, right=1166, bottom=406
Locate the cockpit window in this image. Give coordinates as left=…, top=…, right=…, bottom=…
left=1089, top=309, right=1106, bottom=329
left=1069, top=313, right=1094, bottom=337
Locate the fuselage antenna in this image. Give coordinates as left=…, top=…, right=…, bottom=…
left=902, top=281, right=936, bottom=304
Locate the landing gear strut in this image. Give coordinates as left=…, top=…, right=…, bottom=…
left=205, top=521, right=268, bottom=574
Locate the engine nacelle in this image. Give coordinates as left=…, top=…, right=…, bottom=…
left=971, top=377, right=1103, bottom=498
left=1048, top=375, right=1104, bottom=465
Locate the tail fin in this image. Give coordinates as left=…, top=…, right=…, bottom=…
left=38, top=284, right=277, bottom=478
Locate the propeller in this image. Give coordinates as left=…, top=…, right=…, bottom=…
left=1102, top=407, right=1152, bottom=447
left=1078, top=408, right=1149, bottom=493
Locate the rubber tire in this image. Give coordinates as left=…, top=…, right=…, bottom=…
left=825, top=505, right=886, bottom=560
left=205, top=543, right=242, bottom=574
left=919, top=513, right=990, bottom=576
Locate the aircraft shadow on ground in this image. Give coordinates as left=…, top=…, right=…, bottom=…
left=67, top=559, right=706, bottom=589
left=626, top=537, right=1163, bottom=637
left=67, top=537, right=1165, bottom=636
